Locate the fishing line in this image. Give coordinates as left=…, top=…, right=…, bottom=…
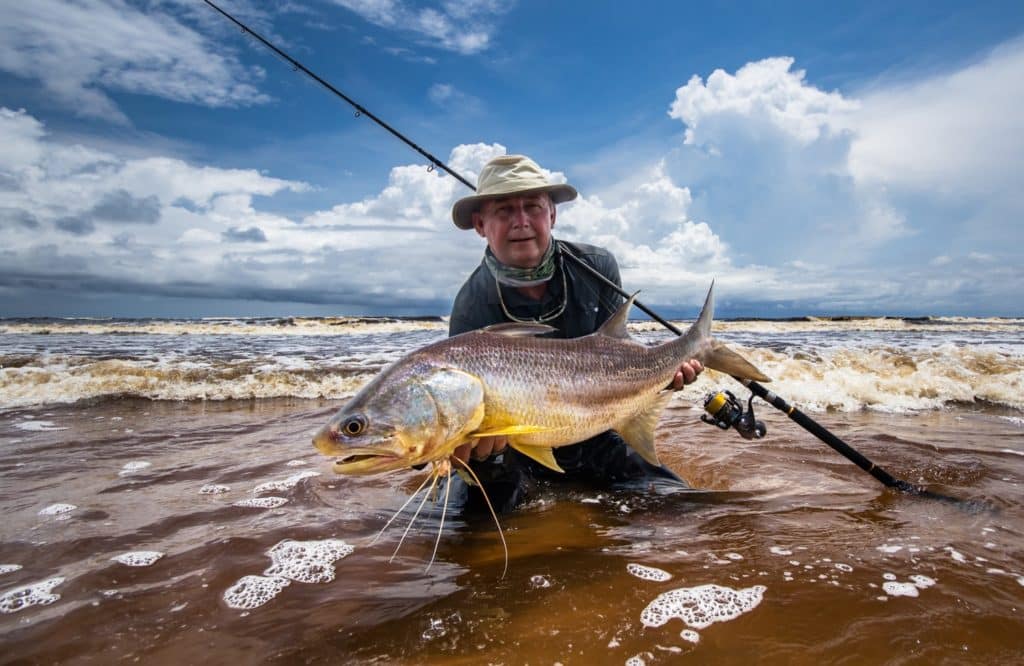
left=204, top=1, right=988, bottom=511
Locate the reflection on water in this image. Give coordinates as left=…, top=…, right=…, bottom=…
left=1, top=398, right=1022, bottom=663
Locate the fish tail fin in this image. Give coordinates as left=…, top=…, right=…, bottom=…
left=683, top=282, right=771, bottom=382
left=704, top=341, right=771, bottom=382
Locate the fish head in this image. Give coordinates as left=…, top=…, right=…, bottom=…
left=313, top=364, right=485, bottom=475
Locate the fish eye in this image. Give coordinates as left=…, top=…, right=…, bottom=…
left=342, top=414, right=367, bottom=436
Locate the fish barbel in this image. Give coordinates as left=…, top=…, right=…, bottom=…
left=312, top=284, right=769, bottom=476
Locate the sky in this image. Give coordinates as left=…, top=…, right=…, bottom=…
left=1, top=0, right=1023, bottom=318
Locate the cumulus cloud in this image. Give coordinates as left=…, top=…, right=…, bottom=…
left=0, top=0, right=270, bottom=122
left=329, top=0, right=508, bottom=54
left=670, top=57, right=857, bottom=146
left=659, top=50, right=1023, bottom=313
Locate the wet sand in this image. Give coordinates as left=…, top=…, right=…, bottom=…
left=1, top=397, right=1022, bottom=664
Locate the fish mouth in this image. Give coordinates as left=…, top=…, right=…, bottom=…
left=331, top=449, right=403, bottom=475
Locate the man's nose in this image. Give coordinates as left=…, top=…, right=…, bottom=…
left=509, top=204, right=530, bottom=226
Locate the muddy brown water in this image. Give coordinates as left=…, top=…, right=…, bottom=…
left=1, top=397, right=1022, bottom=664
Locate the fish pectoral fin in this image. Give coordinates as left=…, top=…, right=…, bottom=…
left=509, top=443, right=565, bottom=473
left=470, top=424, right=553, bottom=437
left=480, top=322, right=557, bottom=337
left=704, top=340, right=771, bottom=382
left=616, top=391, right=673, bottom=467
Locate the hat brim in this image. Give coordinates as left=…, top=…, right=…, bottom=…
left=452, top=183, right=578, bottom=230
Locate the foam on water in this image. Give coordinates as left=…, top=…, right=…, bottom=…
left=263, top=539, right=355, bottom=584
left=38, top=503, right=76, bottom=516
left=947, top=547, right=968, bottom=563
left=910, top=575, right=936, bottom=588
left=111, top=551, right=165, bottom=567
left=0, top=564, right=23, bottom=575
left=627, top=563, right=673, bottom=582
left=252, top=471, right=320, bottom=494
left=530, top=575, right=552, bottom=589
left=883, top=582, right=919, bottom=597
left=680, top=629, right=700, bottom=644
left=119, top=461, right=151, bottom=475
left=769, top=546, right=792, bottom=556
left=0, top=577, right=64, bottom=614
left=640, top=584, right=766, bottom=630
left=223, top=575, right=291, bottom=610
left=223, top=539, right=354, bottom=610
left=232, top=497, right=288, bottom=509
left=15, top=420, right=67, bottom=431
left=199, top=484, right=230, bottom=494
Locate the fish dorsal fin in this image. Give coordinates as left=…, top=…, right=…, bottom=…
left=509, top=443, right=564, bottom=473
left=616, top=390, right=673, bottom=467
left=480, top=322, right=557, bottom=337
left=596, top=292, right=638, bottom=339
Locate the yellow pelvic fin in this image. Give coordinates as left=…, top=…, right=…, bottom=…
left=616, top=391, right=673, bottom=467
left=455, top=467, right=477, bottom=486
left=704, top=341, right=771, bottom=382
left=470, top=424, right=552, bottom=437
left=509, top=443, right=565, bottom=473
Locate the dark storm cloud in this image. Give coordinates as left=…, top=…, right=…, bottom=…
left=0, top=268, right=451, bottom=313
left=89, top=189, right=161, bottom=224
left=222, top=226, right=267, bottom=242
left=55, top=215, right=95, bottom=235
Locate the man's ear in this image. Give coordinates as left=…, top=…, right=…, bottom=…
left=549, top=202, right=556, bottom=229
left=472, top=212, right=486, bottom=238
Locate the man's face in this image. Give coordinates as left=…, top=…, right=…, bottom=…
left=472, top=193, right=555, bottom=268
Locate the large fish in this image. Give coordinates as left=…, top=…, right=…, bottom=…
left=312, top=284, right=769, bottom=477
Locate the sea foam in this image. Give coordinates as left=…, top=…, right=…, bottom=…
left=223, top=539, right=354, bottom=610
left=627, top=563, right=673, bottom=582
left=0, top=577, right=64, bottom=614
left=641, top=584, right=766, bottom=630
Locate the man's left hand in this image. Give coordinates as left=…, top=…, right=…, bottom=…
left=671, top=359, right=704, bottom=390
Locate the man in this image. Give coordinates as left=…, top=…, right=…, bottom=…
left=448, top=154, right=703, bottom=511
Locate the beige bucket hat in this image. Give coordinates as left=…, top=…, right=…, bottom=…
left=452, top=154, right=578, bottom=230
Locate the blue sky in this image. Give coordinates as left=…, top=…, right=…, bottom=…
left=1, top=0, right=1022, bottom=317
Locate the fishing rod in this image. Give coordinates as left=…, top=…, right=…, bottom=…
left=204, top=1, right=983, bottom=510
left=201, top=0, right=474, bottom=190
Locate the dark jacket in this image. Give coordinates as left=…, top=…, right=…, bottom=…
left=446, top=240, right=686, bottom=512
left=449, top=240, right=623, bottom=339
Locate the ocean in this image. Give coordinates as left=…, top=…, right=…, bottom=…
left=1, top=315, right=1022, bottom=663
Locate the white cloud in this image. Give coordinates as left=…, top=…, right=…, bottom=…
left=670, top=57, right=857, bottom=146
left=329, top=0, right=508, bottom=54
left=427, top=82, right=483, bottom=113
left=0, top=0, right=269, bottom=122
left=847, top=39, right=1024, bottom=196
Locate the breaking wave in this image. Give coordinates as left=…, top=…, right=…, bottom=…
left=1, top=315, right=1022, bottom=412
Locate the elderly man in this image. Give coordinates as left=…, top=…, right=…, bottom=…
left=448, top=154, right=702, bottom=511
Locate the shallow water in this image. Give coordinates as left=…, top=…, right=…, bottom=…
left=2, top=396, right=1022, bottom=664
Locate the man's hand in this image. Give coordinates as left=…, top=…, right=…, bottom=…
left=452, top=436, right=509, bottom=465
left=671, top=359, right=704, bottom=390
